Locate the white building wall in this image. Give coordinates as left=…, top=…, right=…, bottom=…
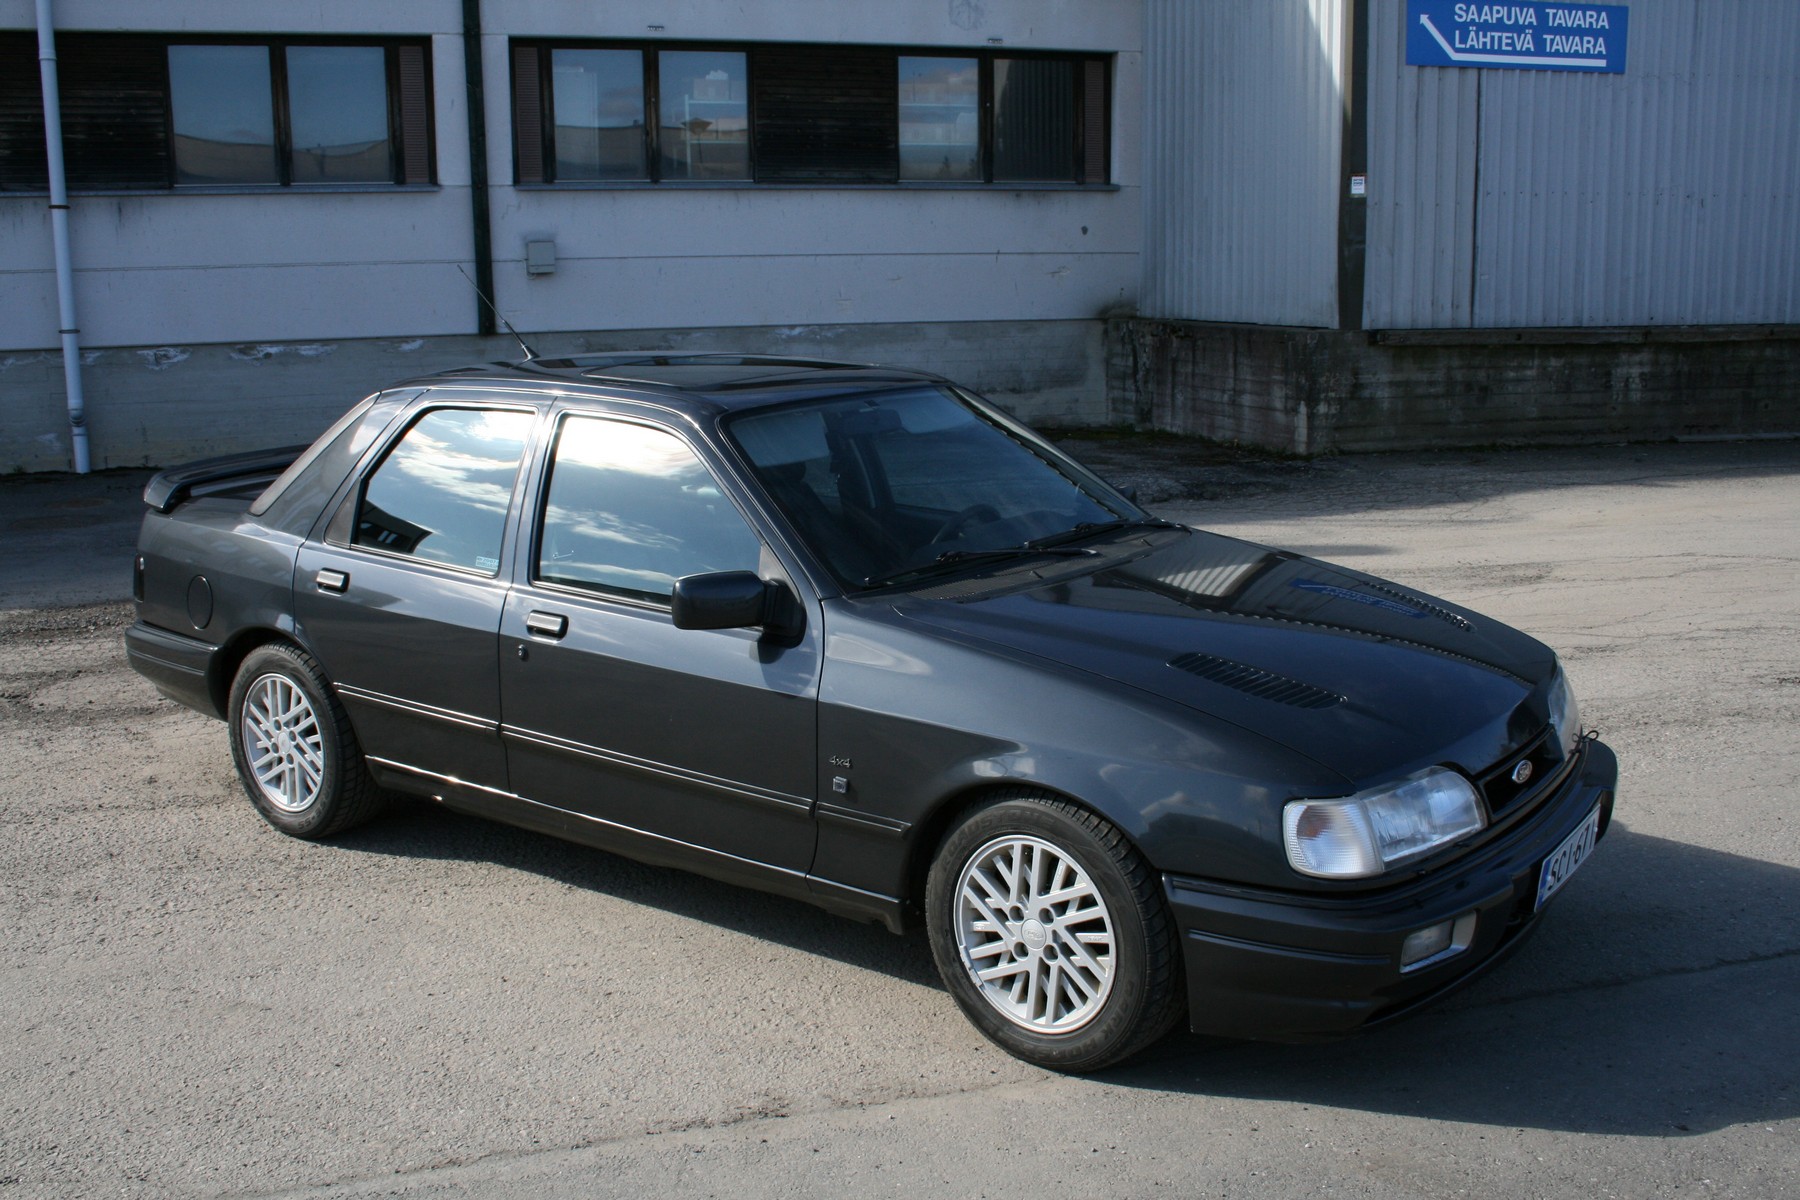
left=0, top=0, right=1141, bottom=352
left=0, top=0, right=1139, bottom=468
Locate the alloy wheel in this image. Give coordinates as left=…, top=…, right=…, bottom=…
left=952, top=834, right=1118, bottom=1033
left=240, top=673, right=326, bottom=813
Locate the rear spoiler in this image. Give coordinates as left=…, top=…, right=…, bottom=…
left=143, top=445, right=310, bottom=513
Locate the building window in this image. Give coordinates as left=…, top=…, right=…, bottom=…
left=0, top=32, right=433, bottom=193
left=512, top=40, right=1109, bottom=187
left=550, top=48, right=646, bottom=181
left=898, top=57, right=978, bottom=182
left=993, top=58, right=1077, bottom=183
left=168, top=45, right=278, bottom=185
left=286, top=45, right=396, bottom=184
left=659, top=50, right=750, bottom=181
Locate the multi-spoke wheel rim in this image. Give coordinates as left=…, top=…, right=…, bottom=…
left=953, top=834, right=1117, bottom=1034
left=240, top=673, right=326, bottom=814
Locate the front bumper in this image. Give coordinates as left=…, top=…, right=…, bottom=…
left=1164, top=737, right=1618, bottom=1041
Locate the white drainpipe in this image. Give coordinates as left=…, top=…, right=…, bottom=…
left=36, top=0, right=90, bottom=473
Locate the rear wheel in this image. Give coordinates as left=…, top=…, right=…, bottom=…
left=925, top=791, right=1184, bottom=1072
left=227, top=643, right=384, bottom=838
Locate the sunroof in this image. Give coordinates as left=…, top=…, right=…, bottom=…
left=574, top=353, right=867, bottom=377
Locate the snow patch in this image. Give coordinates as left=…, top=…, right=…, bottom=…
left=138, top=347, right=191, bottom=371
left=233, top=343, right=338, bottom=362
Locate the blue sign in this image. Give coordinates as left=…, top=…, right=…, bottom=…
left=1407, top=2, right=1629, bottom=73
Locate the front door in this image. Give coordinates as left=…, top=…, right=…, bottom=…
left=498, top=412, right=820, bottom=876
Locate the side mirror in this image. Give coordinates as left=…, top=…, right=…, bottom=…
left=671, top=571, right=779, bottom=632
left=673, top=572, right=806, bottom=636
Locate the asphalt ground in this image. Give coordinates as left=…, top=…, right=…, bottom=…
left=1, top=438, right=1796, bottom=1198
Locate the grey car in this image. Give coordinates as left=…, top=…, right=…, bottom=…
left=126, top=354, right=1617, bottom=1071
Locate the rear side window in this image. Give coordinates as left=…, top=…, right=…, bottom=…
left=535, top=416, right=761, bottom=602
left=252, top=391, right=412, bottom=534
left=353, top=408, right=535, bottom=573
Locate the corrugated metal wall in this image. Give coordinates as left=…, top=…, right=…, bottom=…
left=1367, top=0, right=1800, bottom=328
left=1141, top=0, right=1348, bottom=327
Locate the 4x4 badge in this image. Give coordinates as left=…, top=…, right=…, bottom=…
left=1511, top=760, right=1534, bottom=785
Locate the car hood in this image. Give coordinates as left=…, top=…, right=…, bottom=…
left=890, top=528, right=1559, bottom=786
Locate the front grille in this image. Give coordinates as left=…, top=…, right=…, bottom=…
left=1475, top=729, right=1569, bottom=818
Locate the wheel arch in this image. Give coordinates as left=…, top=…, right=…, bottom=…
left=208, top=626, right=306, bottom=717
left=899, top=779, right=1123, bottom=924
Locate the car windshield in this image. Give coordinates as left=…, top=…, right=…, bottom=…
left=726, top=386, right=1128, bottom=588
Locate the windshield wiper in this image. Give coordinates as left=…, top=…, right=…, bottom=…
left=1019, top=516, right=1183, bottom=551
left=861, top=544, right=1097, bottom=590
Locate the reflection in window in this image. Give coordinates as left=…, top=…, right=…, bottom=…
left=287, top=46, right=394, bottom=183
left=537, top=418, right=760, bottom=601
left=168, top=45, right=277, bottom=185
left=898, top=57, right=978, bottom=182
left=658, top=50, right=749, bottom=181
left=993, top=58, right=1076, bottom=182
left=355, top=409, right=534, bottom=573
left=552, top=48, right=647, bottom=181
left=730, top=388, right=1118, bottom=588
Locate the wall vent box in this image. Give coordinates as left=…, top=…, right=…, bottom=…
left=525, top=240, right=557, bottom=275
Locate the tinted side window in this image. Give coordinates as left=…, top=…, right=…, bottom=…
left=536, top=417, right=761, bottom=602
left=253, top=391, right=414, bottom=533
left=354, top=408, right=535, bottom=573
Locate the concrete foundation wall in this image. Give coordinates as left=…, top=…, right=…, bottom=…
left=2, top=319, right=1106, bottom=472
left=1108, top=319, right=1800, bottom=454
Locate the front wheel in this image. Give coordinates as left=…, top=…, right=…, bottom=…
left=925, top=791, right=1184, bottom=1072
left=227, top=643, right=384, bottom=839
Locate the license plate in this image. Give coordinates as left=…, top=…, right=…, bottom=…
left=1535, top=805, right=1600, bottom=910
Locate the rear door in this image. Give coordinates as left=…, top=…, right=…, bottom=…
left=497, top=409, right=820, bottom=876
left=295, top=401, right=540, bottom=797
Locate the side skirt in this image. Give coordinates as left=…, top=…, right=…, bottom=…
left=366, top=756, right=908, bottom=933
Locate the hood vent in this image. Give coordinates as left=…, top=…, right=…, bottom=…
left=1366, top=581, right=1474, bottom=631
left=1167, top=652, right=1345, bottom=709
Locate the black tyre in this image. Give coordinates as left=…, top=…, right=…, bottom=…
left=226, top=643, right=385, bottom=839
left=925, top=790, right=1185, bottom=1072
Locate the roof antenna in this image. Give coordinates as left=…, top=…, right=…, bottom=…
left=457, top=264, right=538, bottom=361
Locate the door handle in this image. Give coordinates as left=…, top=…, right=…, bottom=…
left=315, top=568, right=349, bottom=593
left=524, top=611, right=568, bottom=639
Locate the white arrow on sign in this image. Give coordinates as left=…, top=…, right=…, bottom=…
left=1419, top=14, right=1607, bottom=68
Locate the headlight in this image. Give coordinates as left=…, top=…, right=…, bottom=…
left=1283, top=767, right=1486, bottom=879
left=1548, top=665, right=1582, bottom=754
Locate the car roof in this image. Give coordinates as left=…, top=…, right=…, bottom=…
left=408, top=353, right=954, bottom=416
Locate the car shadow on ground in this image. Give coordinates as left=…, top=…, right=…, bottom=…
left=331, top=797, right=944, bottom=989
left=331, top=807, right=1797, bottom=1139
left=1104, top=823, right=1800, bottom=1139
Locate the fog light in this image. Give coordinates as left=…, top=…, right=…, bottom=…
left=1400, top=912, right=1477, bottom=972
